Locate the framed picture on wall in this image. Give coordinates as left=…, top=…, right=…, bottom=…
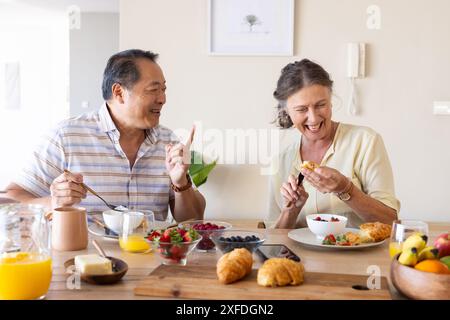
left=207, top=0, right=295, bottom=56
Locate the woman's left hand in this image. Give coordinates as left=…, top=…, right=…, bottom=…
left=300, top=166, right=349, bottom=194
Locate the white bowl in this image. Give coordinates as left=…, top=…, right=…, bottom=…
left=102, top=210, right=144, bottom=233
left=306, top=214, right=348, bottom=240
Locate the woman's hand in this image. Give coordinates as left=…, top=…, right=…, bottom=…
left=280, top=174, right=309, bottom=212
left=300, top=166, right=349, bottom=194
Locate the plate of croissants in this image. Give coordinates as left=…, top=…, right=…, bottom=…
left=288, top=222, right=391, bottom=249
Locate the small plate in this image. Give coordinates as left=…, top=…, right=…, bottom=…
left=88, top=221, right=120, bottom=240
left=288, top=227, right=386, bottom=250
left=87, top=217, right=172, bottom=240
left=64, top=257, right=128, bottom=285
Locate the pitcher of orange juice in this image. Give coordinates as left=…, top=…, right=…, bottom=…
left=0, top=204, right=52, bottom=300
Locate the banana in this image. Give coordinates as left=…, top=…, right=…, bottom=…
left=398, top=247, right=418, bottom=266
left=402, top=233, right=428, bottom=252
left=418, top=246, right=439, bottom=261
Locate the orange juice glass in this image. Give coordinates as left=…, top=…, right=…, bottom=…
left=0, top=204, right=52, bottom=300
left=119, top=211, right=154, bottom=253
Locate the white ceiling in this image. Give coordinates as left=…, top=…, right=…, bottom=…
left=3, top=0, right=119, bottom=12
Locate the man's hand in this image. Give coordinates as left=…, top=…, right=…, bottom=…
left=165, top=126, right=195, bottom=188
left=50, top=171, right=86, bottom=208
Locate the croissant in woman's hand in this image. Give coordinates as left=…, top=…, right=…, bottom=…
left=216, top=248, right=253, bottom=284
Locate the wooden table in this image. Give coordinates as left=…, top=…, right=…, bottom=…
left=46, top=220, right=449, bottom=300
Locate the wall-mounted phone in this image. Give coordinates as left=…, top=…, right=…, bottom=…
left=347, top=42, right=365, bottom=78
left=347, top=42, right=366, bottom=115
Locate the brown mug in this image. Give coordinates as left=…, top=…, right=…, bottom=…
left=52, top=206, right=88, bottom=251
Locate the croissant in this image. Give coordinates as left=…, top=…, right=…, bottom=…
left=257, top=258, right=305, bottom=287
left=216, top=248, right=253, bottom=284
left=359, top=222, right=391, bottom=242
left=301, top=160, right=319, bottom=171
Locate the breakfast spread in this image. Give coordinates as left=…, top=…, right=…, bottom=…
left=257, top=257, right=305, bottom=287
left=322, top=221, right=391, bottom=246
left=74, top=254, right=113, bottom=275
left=216, top=248, right=253, bottom=284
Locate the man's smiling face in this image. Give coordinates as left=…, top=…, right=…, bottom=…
left=121, top=58, right=167, bottom=129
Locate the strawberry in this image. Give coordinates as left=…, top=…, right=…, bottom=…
left=178, top=228, right=187, bottom=236
left=163, top=228, right=173, bottom=238
left=159, top=234, right=170, bottom=243
left=169, top=245, right=183, bottom=259
left=147, top=230, right=161, bottom=241
left=183, top=232, right=192, bottom=243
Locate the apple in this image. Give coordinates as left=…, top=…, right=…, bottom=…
left=434, top=233, right=450, bottom=258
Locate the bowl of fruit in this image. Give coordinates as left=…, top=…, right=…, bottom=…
left=211, top=230, right=265, bottom=254
left=178, top=220, right=232, bottom=252
left=306, top=214, right=347, bottom=240
left=147, top=227, right=201, bottom=266
left=390, top=232, right=450, bottom=300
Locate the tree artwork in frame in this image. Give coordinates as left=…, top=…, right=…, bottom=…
left=208, top=0, right=295, bottom=56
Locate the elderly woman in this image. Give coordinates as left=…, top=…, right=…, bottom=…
left=267, top=59, right=400, bottom=229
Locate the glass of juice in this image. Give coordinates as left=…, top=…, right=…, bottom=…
left=119, top=211, right=155, bottom=253
left=0, top=204, right=52, bottom=300
left=389, top=220, right=429, bottom=258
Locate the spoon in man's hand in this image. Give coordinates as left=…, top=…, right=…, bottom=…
left=63, top=169, right=128, bottom=212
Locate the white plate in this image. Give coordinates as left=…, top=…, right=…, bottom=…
left=288, top=227, right=386, bottom=250
left=88, top=218, right=171, bottom=241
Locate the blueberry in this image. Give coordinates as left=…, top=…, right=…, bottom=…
left=226, top=237, right=232, bottom=242
left=245, top=236, right=251, bottom=241
left=236, top=236, right=243, bottom=242
left=219, top=237, right=225, bottom=241
left=230, top=236, right=237, bottom=242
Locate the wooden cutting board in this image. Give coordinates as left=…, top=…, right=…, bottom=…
left=134, top=265, right=391, bottom=300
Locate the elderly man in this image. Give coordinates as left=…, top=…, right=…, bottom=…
left=6, top=49, right=205, bottom=222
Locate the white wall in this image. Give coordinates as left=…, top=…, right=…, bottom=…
left=70, top=12, right=119, bottom=116
left=120, top=0, right=450, bottom=222
left=0, top=3, right=69, bottom=189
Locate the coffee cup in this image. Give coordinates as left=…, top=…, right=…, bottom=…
left=51, top=207, right=88, bottom=251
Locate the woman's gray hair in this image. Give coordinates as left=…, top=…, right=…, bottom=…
left=273, top=59, right=333, bottom=129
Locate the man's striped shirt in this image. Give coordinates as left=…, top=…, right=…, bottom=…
left=15, top=103, right=178, bottom=220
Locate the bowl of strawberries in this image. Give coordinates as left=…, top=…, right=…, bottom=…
left=147, top=227, right=201, bottom=266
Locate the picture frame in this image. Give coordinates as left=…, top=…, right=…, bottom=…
left=207, top=0, right=295, bottom=56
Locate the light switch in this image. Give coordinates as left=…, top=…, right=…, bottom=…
left=433, top=101, right=450, bottom=115
left=81, top=101, right=89, bottom=109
